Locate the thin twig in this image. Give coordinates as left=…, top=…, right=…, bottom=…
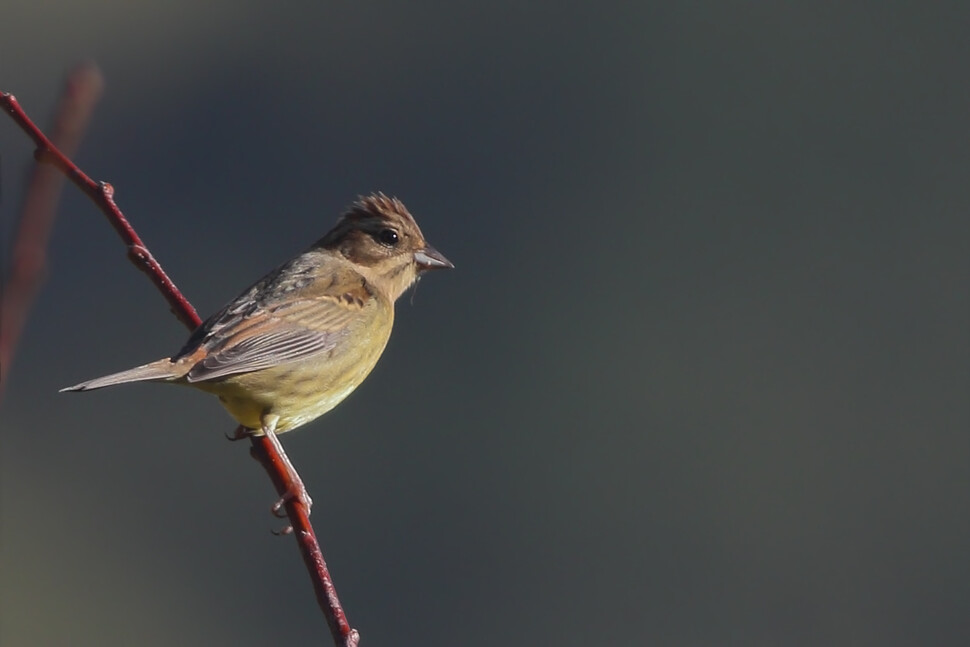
left=1, top=82, right=359, bottom=646
left=248, top=426, right=358, bottom=644
left=1, top=89, right=199, bottom=331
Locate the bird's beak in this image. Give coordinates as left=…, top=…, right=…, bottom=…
left=414, top=245, right=454, bottom=271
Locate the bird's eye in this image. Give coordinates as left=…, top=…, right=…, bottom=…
left=377, top=228, right=399, bottom=247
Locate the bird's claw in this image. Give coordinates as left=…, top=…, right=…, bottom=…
left=225, top=426, right=251, bottom=442
left=271, top=497, right=289, bottom=518
left=270, top=486, right=313, bottom=518
left=268, top=487, right=311, bottom=537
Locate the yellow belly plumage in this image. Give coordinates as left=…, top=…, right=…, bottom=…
left=191, top=312, right=392, bottom=433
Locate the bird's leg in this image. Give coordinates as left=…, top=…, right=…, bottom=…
left=261, top=413, right=313, bottom=524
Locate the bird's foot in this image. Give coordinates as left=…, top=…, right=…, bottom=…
left=271, top=481, right=313, bottom=518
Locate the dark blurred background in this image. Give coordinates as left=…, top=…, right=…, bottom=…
left=2, top=2, right=968, bottom=645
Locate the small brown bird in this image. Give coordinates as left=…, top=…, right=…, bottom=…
left=62, top=193, right=453, bottom=438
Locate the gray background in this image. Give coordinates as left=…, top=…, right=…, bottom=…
left=2, top=2, right=968, bottom=645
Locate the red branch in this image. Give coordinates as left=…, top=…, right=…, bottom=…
left=1, top=82, right=199, bottom=331
left=1, top=83, right=359, bottom=646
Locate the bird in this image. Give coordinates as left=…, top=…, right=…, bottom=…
left=61, top=193, right=453, bottom=441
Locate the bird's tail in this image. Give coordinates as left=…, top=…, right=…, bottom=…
left=60, top=358, right=182, bottom=392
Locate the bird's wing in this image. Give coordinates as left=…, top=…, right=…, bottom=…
left=181, top=265, right=378, bottom=382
